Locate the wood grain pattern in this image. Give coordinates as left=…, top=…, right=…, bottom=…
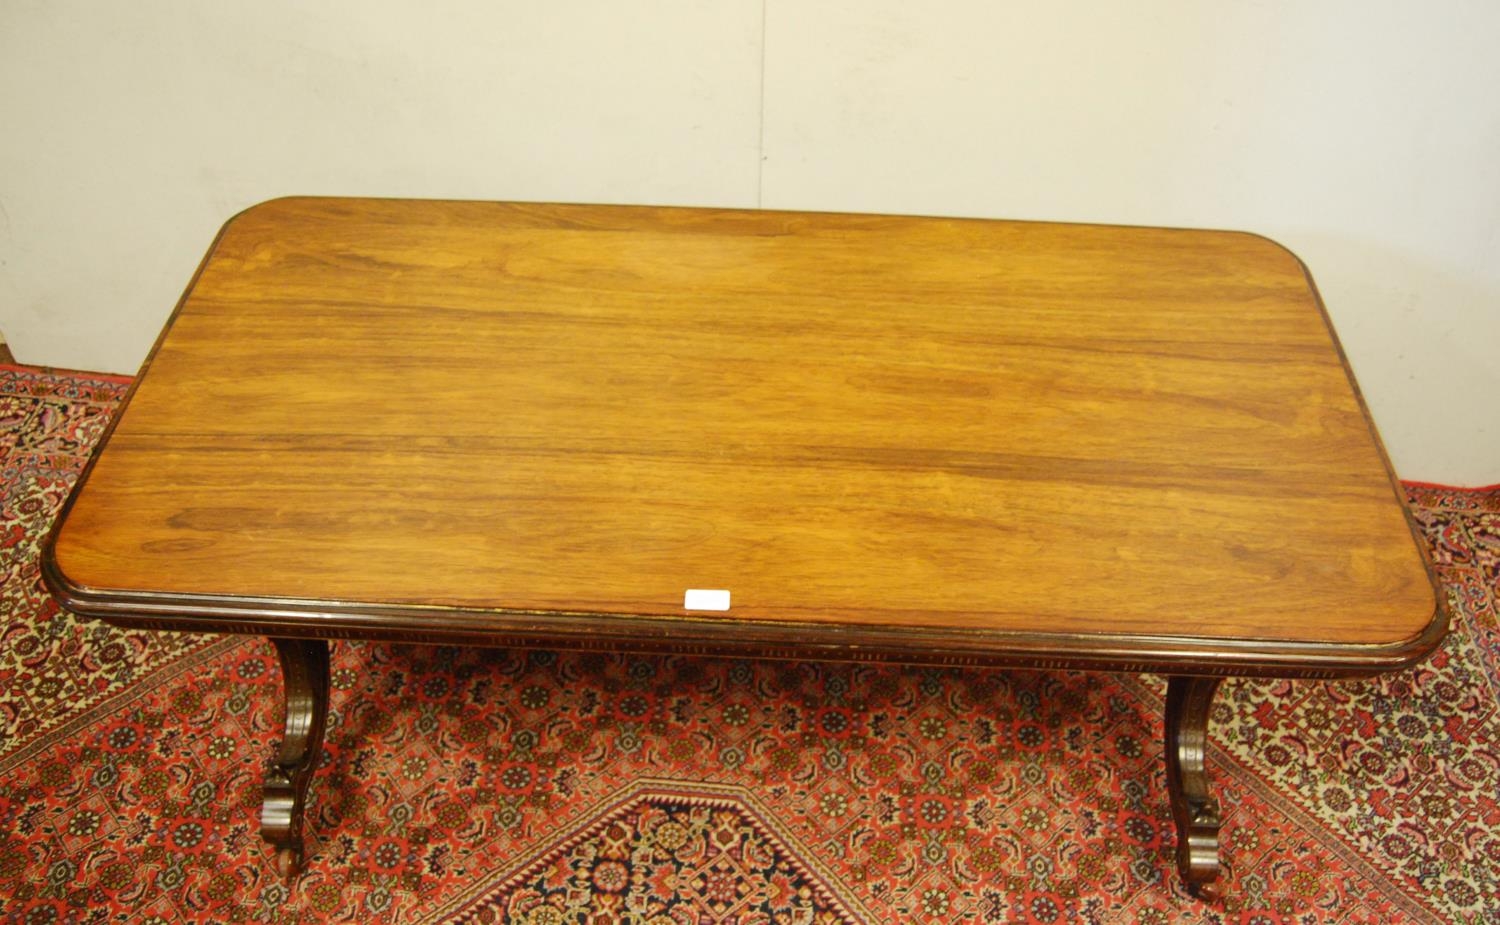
left=48, top=198, right=1440, bottom=665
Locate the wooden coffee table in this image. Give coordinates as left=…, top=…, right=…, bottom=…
left=43, top=198, right=1444, bottom=898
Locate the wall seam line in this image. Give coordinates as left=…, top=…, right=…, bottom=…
left=756, top=0, right=768, bottom=207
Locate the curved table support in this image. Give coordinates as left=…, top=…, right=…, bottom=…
left=1165, top=675, right=1224, bottom=901
left=261, top=637, right=330, bottom=879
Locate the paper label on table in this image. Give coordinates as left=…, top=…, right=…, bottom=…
left=684, top=589, right=731, bottom=611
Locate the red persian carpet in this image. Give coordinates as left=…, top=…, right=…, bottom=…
left=1, top=363, right=1497, bottom=924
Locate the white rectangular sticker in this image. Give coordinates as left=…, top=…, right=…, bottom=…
left=684, top=589, right=731, bottom=611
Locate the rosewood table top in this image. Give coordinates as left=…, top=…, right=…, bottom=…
left=42, top=197, right=1446, bottom=894
left=47, top=197, right=1441, bottom=674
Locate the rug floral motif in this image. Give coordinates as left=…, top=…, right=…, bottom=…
left=0, top=366, right=226, bottom=756
left=0, top=364, right=1496, bottom=924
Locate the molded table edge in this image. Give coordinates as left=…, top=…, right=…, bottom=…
left=41, top=544, right=1449, bottom=681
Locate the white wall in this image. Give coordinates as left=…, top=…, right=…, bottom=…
left=3, top=0, right=1497, bottom=484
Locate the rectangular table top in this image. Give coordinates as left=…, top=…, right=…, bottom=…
left=46, top=198, right=1443, bottom=676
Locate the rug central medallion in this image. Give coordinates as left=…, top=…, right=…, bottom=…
left=447, top=780, right=873, bottom=925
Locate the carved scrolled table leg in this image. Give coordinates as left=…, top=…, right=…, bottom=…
left=261, top=638, right=330, bottom=879
left=1165, top=675, right=1224, bottom=901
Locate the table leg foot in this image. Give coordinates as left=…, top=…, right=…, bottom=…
left=1165, top=675, right=1224, bottom=900
left=275, top=847, right=301, bottom=880
left=261, top=637, right=330, bottom=880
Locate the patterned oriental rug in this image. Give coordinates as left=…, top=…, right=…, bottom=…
left=1, top=363, right=1497, bottom=924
